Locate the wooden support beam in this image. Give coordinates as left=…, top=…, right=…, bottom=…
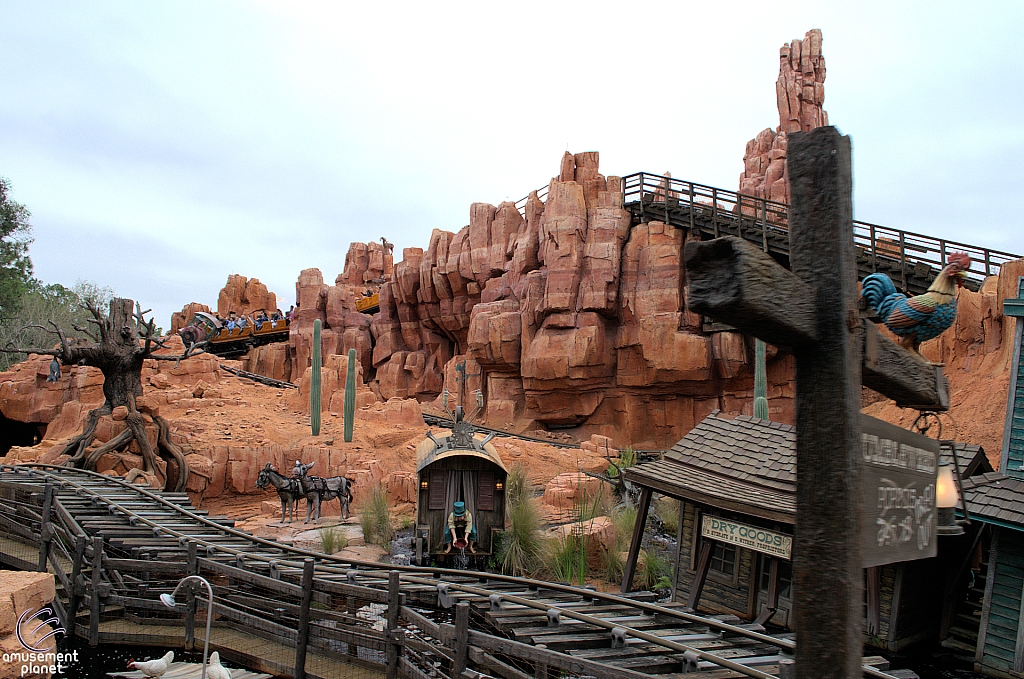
left=37, top=483, right=53, bottom=572
left=89, top=536, right=103, bottom=646
left=684, top=236, right=817, bottom=348
left=866, top=567, right=880, bottom=637
left=453, top=602, right=471, bottom=678
left=387, top=570, right=401, bottom=679
left=687, top=539, right=713, bottom=612
left=686, top=237, right=949, bottom=410
left=620, top=487, right=653, bottom=593
left=295, top=558, right=315, bottom=679
left=787, top=127, right=863, bottom=679
left=68, top=535, right=86, bottom=623
left=185, top=541, right=197, bottom=649
left=862, top=322, right=949, bottom=410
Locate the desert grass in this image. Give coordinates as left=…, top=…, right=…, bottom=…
left=636, top=547, right=672, bottom=592
left=497, top=496, right=543, bottom=576
left=359, top=483, right=395, bottom=547
left=319, top=525, right=348, bottom=554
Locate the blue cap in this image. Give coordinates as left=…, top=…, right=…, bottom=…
left=453, top=502, right=466, bottom=516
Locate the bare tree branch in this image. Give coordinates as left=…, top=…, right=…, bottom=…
left=71, top=323, right=99, bottom=342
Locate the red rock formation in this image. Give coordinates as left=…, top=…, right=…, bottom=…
left=739, top=29, right=828, bottom=203
left=367, top=152, right=798, bottom=447
left=170, top=302, right=212, bottom=334
left=218, top=274, right=279, bottom=318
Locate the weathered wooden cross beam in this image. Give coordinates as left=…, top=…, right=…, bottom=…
left=684, top=126, right=949, bottom=679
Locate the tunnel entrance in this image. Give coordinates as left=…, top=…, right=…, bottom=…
left=0, top=413, right=44, bottom=456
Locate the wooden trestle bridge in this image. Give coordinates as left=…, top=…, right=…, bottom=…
left=0, top=465, right=909, bottom=679
left=516, top=172, right=1019, bottom=298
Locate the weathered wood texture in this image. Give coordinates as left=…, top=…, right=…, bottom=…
left=978, top=528, right=1024, bottom=675
left=861, top=322, right=948, bottom=410
left=786, top=126, right=863, bottom=679
left=684, top=236, right=817, bottom=348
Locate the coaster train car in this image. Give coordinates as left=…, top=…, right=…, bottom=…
left=179, top=311, right=291, bottom=358
left=414, top=390, right=507, bottom=566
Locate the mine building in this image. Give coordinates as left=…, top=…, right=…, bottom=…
left=623, top=410, right=993, bottom=652
left=413, top=395, right=508, bottom=565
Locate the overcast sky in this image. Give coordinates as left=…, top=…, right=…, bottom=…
left=2, top=1, right=1021, bottom=328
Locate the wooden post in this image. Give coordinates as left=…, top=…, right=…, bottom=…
left=89, top=536, right=103, bottom=646
left=185, top=541, right=197, bottom=649
left=687, top=540, right=713, bottom=612
left=786, top=127, right=863, bottom=679
left=295, top=558, right=315, bottom=679
left=452, top=602, right=470, bottom=678
left=620, top=487, right=652, bottom=593
left=671, top=499, right=685, bottom=597
left=387, top=570, right=401, bottom=679
left=37, top=483, right=53, bottom=572
left=866, top=567, right=880, bottom=636
left=68, top=535, right=86, bottom=626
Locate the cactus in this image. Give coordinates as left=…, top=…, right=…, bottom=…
left=753, top=338, right=769, bottom=421
left=310, top=319, right=322, bottom=436
left=344, top=348, right=357, bottom=442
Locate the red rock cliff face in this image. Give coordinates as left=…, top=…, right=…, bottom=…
left=366, top=152, right=797, bottom=448
left=739, top=29, right=828, bottom=204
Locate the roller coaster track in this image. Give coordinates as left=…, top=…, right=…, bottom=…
left=0, top=464, right=901, bottom=679
left=515, top=172, right=1020, bottom=298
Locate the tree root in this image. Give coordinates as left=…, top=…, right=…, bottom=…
left=82, top=429, right=133, bottom=470
left=63, top=405, right=112, bottom=467
left=154, top=415, right=189, bottom=493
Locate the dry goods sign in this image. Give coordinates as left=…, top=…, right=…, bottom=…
left=861, top=414, right=939, bottom=568
left=700, top=516, right=792, bottom=559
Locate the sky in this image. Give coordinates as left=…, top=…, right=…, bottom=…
left=1, top=1, right=1022, bottom=328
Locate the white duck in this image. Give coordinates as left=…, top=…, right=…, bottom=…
left=127, top=651, right=173, bottom=677
left=206, top=651, right=232, bottom=679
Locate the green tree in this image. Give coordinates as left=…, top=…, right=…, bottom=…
left=0, top=177, right=34, bottom=321
left=0, top=280, right=115, bottom=371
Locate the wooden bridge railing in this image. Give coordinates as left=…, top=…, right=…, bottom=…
left=513, top=171, right=1020, bottom=296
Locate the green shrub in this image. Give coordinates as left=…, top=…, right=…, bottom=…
left=506, top=463, right=531, bottom=512
left=611, top=505, right=637, bottom=552
left=358, top=484, right=394, bottom=547
left=543, top=532, right=587, bottom=586
left=319, top=526, right=348, bottom=554
left=600, top=545, right=624, bottom=584
left=655, top=497, right=680, bottom=537
left=636, top=547, right=671, bottom=592
left=497, top=496, right=543, bottom=576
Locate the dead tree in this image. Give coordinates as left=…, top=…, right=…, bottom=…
left=1, top=297, right=203, bottom=492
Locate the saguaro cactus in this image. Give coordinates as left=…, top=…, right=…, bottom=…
left=344, top=348, right=356, bottom=442
left=753, top=338, right=769, bottom=420
left=311, top=319, right=322, bottom=436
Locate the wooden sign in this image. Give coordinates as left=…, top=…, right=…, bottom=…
left=701, top=515, right=793, bottom=559
left=860, top=414, right=939, bottom=568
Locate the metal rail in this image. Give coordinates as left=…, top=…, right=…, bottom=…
left=0, top=464, right=898, bottom=678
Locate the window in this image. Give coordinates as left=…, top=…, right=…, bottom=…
left=710, top=543, right=738, bottom=578
left=758, top=555, right=793, bottom=599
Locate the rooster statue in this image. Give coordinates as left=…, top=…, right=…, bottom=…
left=860, top=252, right=971, bottom=356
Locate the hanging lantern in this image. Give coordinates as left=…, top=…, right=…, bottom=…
left=936, top=463, right=964, bottom=536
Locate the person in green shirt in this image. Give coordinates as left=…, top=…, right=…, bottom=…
left=443, top=501, right=477, bottom=554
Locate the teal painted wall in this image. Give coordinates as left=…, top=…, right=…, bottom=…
left=981, top=530, right=1024, bottom=674
left=1003, top=278, right=1024, bottom=480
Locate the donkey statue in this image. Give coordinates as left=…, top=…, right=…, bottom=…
left=256, top=463, right=300, bottom=523
left=292, top=461, right=355, bottom=523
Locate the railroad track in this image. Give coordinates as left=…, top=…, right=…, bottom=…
left=0, top=464, right=901, bottom=679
